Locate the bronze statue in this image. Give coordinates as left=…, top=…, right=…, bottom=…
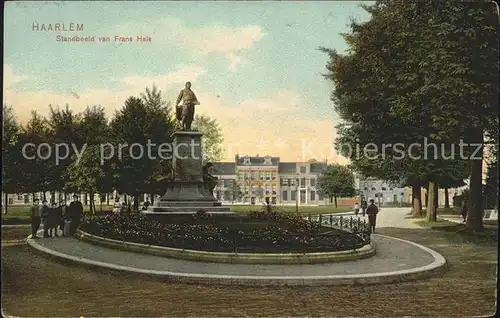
left=202, top=162, right=218, bottom=196
left=176, top=81, right=199, bottom=131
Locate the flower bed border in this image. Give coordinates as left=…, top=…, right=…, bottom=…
left=76, top=230, right=376, bottom=264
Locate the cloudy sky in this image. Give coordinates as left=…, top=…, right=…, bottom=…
left=4, top=1, right=371, bottom=163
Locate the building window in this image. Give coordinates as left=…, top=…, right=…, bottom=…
left=8, top=198, right=14, bottom=205
left=271, top=171, right=276, bottom=180
left=266, top=171, right=270, bottom=180
left=310, top=178, right=316, bottom=187
left=291, top=191, right=296, bottom=201
left=310, top=191, right=316, bottom=201
left=371, top=187, right=376, bottom=191
left=24, top=194, right=29, bottom=204
left=281, top=178, right=288, bottom=186
left=364, top=187, right=368, bottom=190
left=289, top=178, right=294, bottom=186
left=271, top=197, right=276, bottom=204
left=259, top=172, right=264, bottom=180
left=300, top=178, right=306, bottom=187
left=300, top=166, right=306, bottom=174
left=381, top=187, right=387, bottom=191
left=282, top=191, right=288, bottom=200
left=17, top=194, right=23, bottom=200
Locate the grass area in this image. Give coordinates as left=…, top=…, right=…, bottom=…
left=413, top=219, right=497, bottom=245
left=1, top=205, right=114, bottom=223
left=1, top=226, right=496, bottom=316
left=230, top=205, right=351, bottom=215
left=414, top=219, right=459, bottom=228
left=420, top=207, right=460, bottom=215
left=1, top=227, right=31, bottom=241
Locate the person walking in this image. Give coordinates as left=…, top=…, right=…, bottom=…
left=354, top=202, right=360, bottom=216
left=68, top=194, right=84, bottom=235
left=366, top=199, right=379, bottom=233
left=361, top=200, right=367, bottom=217
left=461, top=201, right=468, bottom=223
left=41, top=200, right=50, bottom=238
left=30, top=199, right=41, bottom=239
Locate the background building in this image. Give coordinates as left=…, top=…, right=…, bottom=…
left=212, top=155, right=328, bottom=205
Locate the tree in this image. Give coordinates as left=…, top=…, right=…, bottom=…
left=65, top=106, right=113, bottom=212
left=483, top=162, right=498, bottom=210
left=66, top=145, right=114, bottom=214
left=2, top=105, right=22, bottom=214
left=46, top=104, right=83, bottom=200
left=192, top=115, right=224, bottom=162
left=229, top=181, right=243, bottom=203
left=321, top=1, right=498, bottom=229
left=141, top=85, right=176, bottom=201
left=253, top=186, right=264, bottom=202
left=18, top=111, right=52, bottom=200
left=111, top=92, right=175, bottom=210
left=317, top=164, right=356, bottom=207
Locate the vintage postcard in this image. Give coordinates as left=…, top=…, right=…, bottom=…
left=2, top=1, right=498, bottom=317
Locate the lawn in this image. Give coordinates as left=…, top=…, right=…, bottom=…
left=1, top=205, right=115, bottom=224
left=1, top=226, right=31, bottom=241
left=1, top=225, right=496, bottom=316
left=229, top=204, right=351, bottom=215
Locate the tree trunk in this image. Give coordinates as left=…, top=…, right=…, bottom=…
left=89, top=190, right=94, bottom=214
left=150, top=193, right=155, bottom=205
left=84, top=193, right=88, bottom=206
left=434, top=184, right=439, bottom=216
left=133, top=195, right=140, bottom=211
left=444, top=188, right=450, bottom=208
left=427, top=182, right=436, bottom=222
left=467, top=132, right=484, bottom=231
left=3, top=192, right=8, bottom=214
left=412, top=183, right=422, bottom=217
left=424, top=189, right=428, bottom=207
left=43, top=192, right=47, bottom=201
left=334, top=195, right=338, bottom=208
left=106, top=193, right=109, bottom=206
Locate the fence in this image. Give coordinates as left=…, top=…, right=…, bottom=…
left=304, top=214, right=372, bottom=244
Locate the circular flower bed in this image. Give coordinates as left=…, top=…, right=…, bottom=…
left=80, top=210, right=367, bottom=253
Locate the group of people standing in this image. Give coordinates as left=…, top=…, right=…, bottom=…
left=354, top=199, right=379, bottom=233
left=30, top=194, right=84, bottom=239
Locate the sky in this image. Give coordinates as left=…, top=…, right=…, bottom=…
left=3, top=1, right=372, bottom=163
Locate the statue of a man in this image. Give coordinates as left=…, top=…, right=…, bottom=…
left=176, top=81, right=200, bottom=131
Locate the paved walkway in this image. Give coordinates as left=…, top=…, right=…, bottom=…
left=321, top=207, right=423, bottom=229
left=27, top=208, right=445, bottom=285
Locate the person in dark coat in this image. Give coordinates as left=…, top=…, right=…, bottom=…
left=461, top=201, right=468, bottom=223
left=361, top=200, right=368, bottom=216
left=366, top=199, right=379, bottom=233
left=68, top=195, right=84, bottom=235
left=30, top=199, right=41, bottom=239
left=41, top=200, right=50, bottom=238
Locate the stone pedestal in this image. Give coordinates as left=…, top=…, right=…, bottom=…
left=143, top=131, right=232, bottom=214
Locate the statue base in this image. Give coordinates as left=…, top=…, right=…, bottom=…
left=142, top=130, right=233, bottom=215
left=144, top=181, right=232, bottom=214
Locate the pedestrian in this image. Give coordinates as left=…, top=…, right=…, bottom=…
left=41, top=200, right=50, bottom=238
left=461, top=201, right=468, bottom=223
left=361, top=200, right=367, bottom=216
left=354, top=202, right=360, bottom=216
left=68, top=194, right=84, bottom=235
left=366, top=199, right=379, bottom=233
left=30, top=198, right=41, bottom=239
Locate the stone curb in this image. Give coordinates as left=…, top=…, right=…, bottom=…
left=26, top=233, right=447, bottom=286
left=75, top=230, right=375, bottom=264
